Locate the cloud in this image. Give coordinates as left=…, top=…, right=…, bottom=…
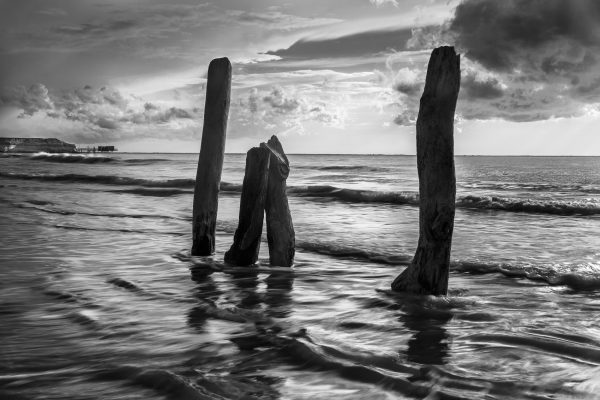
left=233, top=85, right=347, bottom=136
left=391, top=67, right=422, bottom=95
left=0, top=83, right=199, bottom=141
left=400, top=0, right=600, bottom=122
left=369, top=0, right=399, bottom=7
left=0, top=83, right=54, bottom=116
left=37, top=8, right=67, bottom=17
left=53, top=20, right=137, bottom=36
left=393, top=112, right=414, bottom=126
left=263, top=87, right=301, bottom=113
left=227, top=10, right=342, bottom=31
left=266, top=28, right=414, bottom=60
left=461, top=73, right=504, bottom=100
left=448, top=0, right=600, bottom=73
left=96, top=117, right=119, bottom=130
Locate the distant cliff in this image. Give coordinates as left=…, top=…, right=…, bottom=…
left=0, top=138, right=76, bottom=153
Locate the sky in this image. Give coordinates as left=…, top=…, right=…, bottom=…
left=1, top=0, right=600, bottom=154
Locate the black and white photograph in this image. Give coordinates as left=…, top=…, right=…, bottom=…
left=1, top=0, right=599, bottom=398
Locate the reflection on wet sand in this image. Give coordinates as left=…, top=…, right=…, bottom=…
left=187, top=274, right=220, bottom=333
left=394, top=296, right=453, bottom=366
left=265, top=273, right=294, bottom=319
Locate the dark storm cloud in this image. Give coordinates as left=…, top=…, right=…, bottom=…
left=576, top=77, right=600, bottom=97
left=400, top=0, right=600, bottom=123
left=461, top=74, right=504, bottom=99
left=267, top=28, right=414, bottom=59
left=449, top=0, right=600, bottom=72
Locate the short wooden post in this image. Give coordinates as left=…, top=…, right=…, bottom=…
left=391, top=46, right=460, bottom=295
left=192, top=57, right=231, bottom=256
left=224, top=147, right=271, bottom=266
left=262, top=136, right=295, bottom=267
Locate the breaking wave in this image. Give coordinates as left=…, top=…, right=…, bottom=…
left=461, top=181, right=600, bottom=195
left=284, top=239, right=600, bottom=291
left=456, top=195, right=600, bottom=216
left=2, top=171, right=599, bottom=216
left=21, top=152, right=172, bottom=165
left=315, top=165, right=390, bottom=172
left=288, top=185, right=419, bottom=205
left=451, top=260, right=600, bottom=291
left=0, top=171, right=196, bottom=188
left=300, top=242, right=600, bottom=291
left=30, top=152, right=116, bottom=163
left=296, top=241, right=412, bottom=266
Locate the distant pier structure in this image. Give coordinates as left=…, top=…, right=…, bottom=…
left=75, top=145, right=118, bottom=153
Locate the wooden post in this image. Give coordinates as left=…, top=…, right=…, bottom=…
left=192, top=57, right=231, bottom=256
left=391, top=46, right=460, bottom=295
left=262, top=136, right=295, bottom=267
left=224, top=147, right=271, bottom=266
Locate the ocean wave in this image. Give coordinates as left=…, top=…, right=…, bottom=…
left=457, top=195, right=600, bottom=216
left=50, top=223, right=184, bottom=236
left=3, top=171, right=599, bottom=216
left=291, top=241, right=600, bottom=291
left=122, top=158, right=171, bottom=164
left=296, top=241, right=412, bottom=266
left=315, top=165, right=390, bottom=172
left=22, top=152, right=172, bottom=165
left=31, top=152, right=116, bottom=163
left=0, top=171, right=196, bottom=188
left=452, top=260, right=600, bottom=291
left=462, top=181, right=600, bottom=194
left=294, top=165, right=390, bottom=173
left=17, top=201, right=181, bottom=220
left=288, top=185, right=419, bottom=205
left=467, top=333, right=600, bottom=364
left=108, top=188, right=193, bottom=197
left=288, top=186, right=600, bottom=215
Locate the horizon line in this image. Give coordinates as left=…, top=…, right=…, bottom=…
left=112, top=152, right=600, bottom=157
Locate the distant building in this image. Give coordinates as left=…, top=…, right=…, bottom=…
left=98, top=146, right=116, bottom=152
left=0, top=138, right=76, bottom=153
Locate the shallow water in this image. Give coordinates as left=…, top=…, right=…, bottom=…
left=1, top=152, right=599, bottom=399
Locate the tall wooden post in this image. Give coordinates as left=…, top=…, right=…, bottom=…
left=391, top=46, right=460, bottom=295
left=224, top=147, right=271, bottom=266
left=192, top=57, right=231, bottom=256
left=262, top=136, right=295, bottom=267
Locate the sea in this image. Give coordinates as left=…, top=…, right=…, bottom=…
left=0, top=151, right=599, bottom=399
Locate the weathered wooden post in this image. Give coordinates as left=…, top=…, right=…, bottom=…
left=391, top=46, right=460, bottom=295
left=224, top=147, right=271, bottom=265
left=262, top=136, right=295, bottom=267
left=192, top=57, right=231, bottom=256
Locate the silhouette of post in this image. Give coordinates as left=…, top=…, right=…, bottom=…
left=224, top=147, right=271, bottom=265
left=192, top=57, right=231, bottom=256
left=262, top=136, right=295, bottom=267
left=391, top=46, right=460, bottom=295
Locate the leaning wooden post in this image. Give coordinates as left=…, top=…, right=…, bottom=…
left=391, top=46, right=460, bottom=295
left=192, top=57, right=231, bottom=256
left=224, top=147, right=271, bottom=266
left=262, top=136, right=295, bottom=267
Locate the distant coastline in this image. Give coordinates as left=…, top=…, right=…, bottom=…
left=0, top=137, right=76, bottom=153
left=0, top=138, right=117, bottom=153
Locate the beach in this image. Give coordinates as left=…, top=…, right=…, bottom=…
left=1, top=152, right=599, bottom=399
